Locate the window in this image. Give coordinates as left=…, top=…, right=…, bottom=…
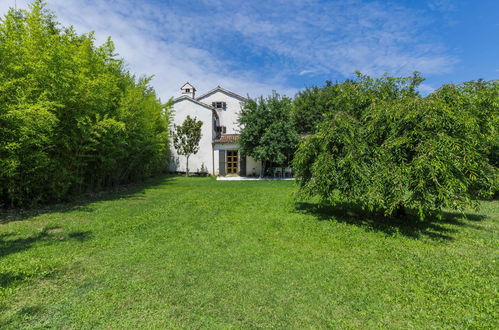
left=216, top=126, right=226, bottom=133
left=212, top=102, right=227, bottom=110
left=185, top=88, right=190, bottom=93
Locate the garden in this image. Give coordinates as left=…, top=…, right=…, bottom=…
left=0, top=2, right=497, bottom=328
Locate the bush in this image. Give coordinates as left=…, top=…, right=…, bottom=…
left=0, top=1, right=171, bottom=207
left=293, top=75, right=497, bottom=219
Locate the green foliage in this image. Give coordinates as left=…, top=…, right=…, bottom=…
left=239, top=92, right=299, bottom=174
left=0, top=1, right=171, bottom=207
left=172, top=115, right=203, bottom=175
left=429, top=80, right=499, bottom=169
left=291, top=72, right=424, bottom=134
left=293, top=73, right=497, bottom=219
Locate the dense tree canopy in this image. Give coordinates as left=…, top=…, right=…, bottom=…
left=293, top=74, right=498, bottom=219
left=0, top=1, right=171, bottom=207
left=238, top=92, right=299, bottom=176
left=291, top=72, right=424, bottom=135
left=429, top=80, right=499, bottom=169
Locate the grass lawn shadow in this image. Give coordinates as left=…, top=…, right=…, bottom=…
left=295, top=201, right=487, bottom=241
left=0, top=227, right=92, bottom=259
left=0, top=174, right=177, bottom=225
left=0, top=227, right=92, bottom=294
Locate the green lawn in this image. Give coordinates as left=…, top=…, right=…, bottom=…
left=0, top=176, right=497, bottom=328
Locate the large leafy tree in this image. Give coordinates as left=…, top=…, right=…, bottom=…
left=291, top=72, right=424, bottom=135
left=239, top=92, right=299, bottom=176
left=172, top=116, right=203, bottom=176
left=0, top=1, right=171, bottom=207
left=293, top=74, right=497, bottom=219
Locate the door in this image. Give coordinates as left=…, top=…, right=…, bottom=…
left=226, top=150, right=238, bottom=175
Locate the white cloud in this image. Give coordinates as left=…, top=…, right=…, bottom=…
left=0, top=0, right=298, bottom=101
left=299, top=69, right=318, bottom=76
left=1, top=0, right=458, bottom=100
left=418, top=83, right=437, bottom=96
left=427, top=0, right=456, bottom=12
left=0, top=0, right=29, bottom=13
left=213, top=0, right=458, bottom=77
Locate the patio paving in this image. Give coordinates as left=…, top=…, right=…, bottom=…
left=216, top=176, right=295, bottom=181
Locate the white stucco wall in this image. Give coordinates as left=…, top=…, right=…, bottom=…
left=170, top=98, right=215, bottom=174
left=197, top=91, right=245, bottom=134
left=246, top=156, right=262, bottom=177
left=170, top=87, right=250, bottom=176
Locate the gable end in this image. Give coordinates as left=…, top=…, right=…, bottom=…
left=196, top=87, right=248, bottom=102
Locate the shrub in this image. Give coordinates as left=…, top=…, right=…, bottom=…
left=0, top=1, right=171, bottom=207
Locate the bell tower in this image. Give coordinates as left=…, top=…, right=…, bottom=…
left=180, top=82, right=196, bottom=98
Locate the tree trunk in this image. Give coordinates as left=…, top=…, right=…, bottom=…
left=260, top=160, right=265, bottom=178
left=186, top=155, right=190, bottom=177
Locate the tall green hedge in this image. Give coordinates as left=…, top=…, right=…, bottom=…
left=0, top=1, right=171, bottom=207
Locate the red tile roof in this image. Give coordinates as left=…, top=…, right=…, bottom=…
left=213, top=134, right=240, bottom=144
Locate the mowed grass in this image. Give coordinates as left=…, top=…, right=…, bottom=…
left=0, top=176, right=497, bottom=328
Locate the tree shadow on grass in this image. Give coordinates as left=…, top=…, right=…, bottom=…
left=0, top=304, right=44, bottom=328
left=0, top=227, right=92, bottom=291
left=295, top=202, right=487, bottom=241
left=0, top=271, right=25, bottom=289
left=0, top=174, right=177, bottom=225
left=0, top=227, right=92, bottom=259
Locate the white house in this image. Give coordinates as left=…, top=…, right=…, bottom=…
left=170, top=83, right=263, bottom=176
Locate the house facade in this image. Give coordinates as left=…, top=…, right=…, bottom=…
left=170, top=83, right=262, bottom=176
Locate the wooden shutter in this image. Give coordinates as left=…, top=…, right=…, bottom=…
left=239, top=155, right=246, bottom=176
left=219, top=150, right=226, bottom=176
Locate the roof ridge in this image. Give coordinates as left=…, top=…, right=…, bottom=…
left=173, top=95, right=214, bottom=109
left=196, top=86, right=248, bottom=102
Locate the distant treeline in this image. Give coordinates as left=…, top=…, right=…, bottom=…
left=0, top=1, right=171, bottom=208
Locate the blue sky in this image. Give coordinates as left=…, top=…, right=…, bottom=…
left=1, top=0, right=498, bottom=100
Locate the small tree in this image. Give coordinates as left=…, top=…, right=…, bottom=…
left=238, top=92, right=299, bottom=177
left=172, top=116, right=203, bottom=176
